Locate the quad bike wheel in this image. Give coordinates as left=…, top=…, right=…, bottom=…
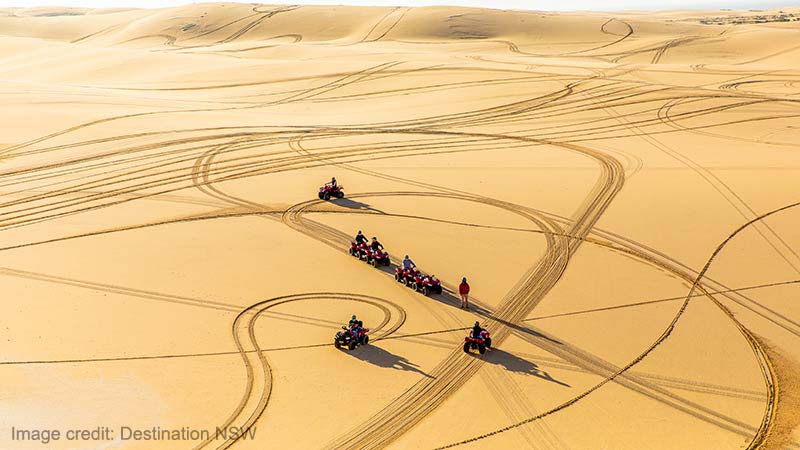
left=463, top=342, right=471, bottom=353
left=324, top=192, right=331, bottom=201
left=362, top=335, right=369, bottom=345
left=348, top=340, right=357, bottom=350
left=371, top=259, right=377, bottom=267
left=395, top=273, right=402, bottom=282
left=335, top=192, right=344, bottom=199
left=318, top=192, right=324, bottom=199
left=478, top=344, right=486, bottom=354
left=411, top=282, right=419, bottom=291
left=334, top=340, right=341, bottom=349
left=484, top=337, right=492, bottom=349
left=422, top=286, right=430, bottom=296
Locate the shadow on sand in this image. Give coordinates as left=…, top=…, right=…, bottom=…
left=331, top=197, right=384, bottom=213
left=482, top=348, right=570, bottom=387
left=347, top=344, right=432, bottom=378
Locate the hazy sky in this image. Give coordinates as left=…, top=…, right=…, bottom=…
left=1, top=0, right=795, bottom=11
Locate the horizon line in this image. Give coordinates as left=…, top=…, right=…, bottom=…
left=2, top=1, right=799, bottom=14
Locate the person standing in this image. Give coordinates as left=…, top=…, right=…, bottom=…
left=459, top=277, right=470, bottom=310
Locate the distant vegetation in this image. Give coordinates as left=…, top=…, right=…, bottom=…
left=696, top=11, right=798, bottom=25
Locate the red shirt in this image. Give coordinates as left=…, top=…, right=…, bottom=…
left=459, top=282, right=470, bottom=295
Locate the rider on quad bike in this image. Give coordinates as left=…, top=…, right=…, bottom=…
left=472, top=321, right=492, bottom=348
left=319, top=177, right=344, bottom=200
left=402, top=255, right=416, bottom=270
left=463, top=321, right=492, bottom=354
left=334, top=316, right=369, bottom=350
left=472, top=321, right=484, bottom=339
left=348, top=315, right=367, bottom=345
left=349, top=315, right=364, bottom=335
left=370, top=237, right=383, bottom=251
left=355, top=230, right=368, bottom=246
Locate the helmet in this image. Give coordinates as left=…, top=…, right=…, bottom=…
left=462, top=277, right=467, bottom=283
left=404, top=255, right=409, bottom=259
left=372, top=237, right=376, bottom=240
left=474, top=321, right=480, bottom=327
left=358, top=230, right=362, bottom=234
left=352, top=315, right=357, bottom=319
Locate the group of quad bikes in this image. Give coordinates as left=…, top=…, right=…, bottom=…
left=349, top=241, right=391, bottom=267
left=394, top=266, right=443, bottom=297
left=320, top=181, right=489, bottom=354
left=347, top=241, right=442, bottom=296
left=334, top=318, right=491, bottom=355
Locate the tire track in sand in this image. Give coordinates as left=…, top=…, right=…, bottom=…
left=314, top=134, right=623, bottom=450
left=193, top=292, right=406, bottom=450
left=434, top=201, right=800, bottom=449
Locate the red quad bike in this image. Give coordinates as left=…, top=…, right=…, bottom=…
left=318, top=184, right=344, bottom=201
left=419, top=276, right=442, bottom=296
left=349, top=242, right=359, bottom=257
left=356, top=243, right=370, bottom=261
left=367, top=248, right=391, bottom=267
left=403, top=268, right=421, bottom=287
left=395, top=267, right=417, bottom=285
left=463, top=330, right=492, bottom=355
left=409, top=271, right=426, bottom=291
left=334, top=326, right=370, bottom=350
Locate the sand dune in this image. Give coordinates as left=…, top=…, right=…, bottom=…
left=1, top=3, right=799, bottom=450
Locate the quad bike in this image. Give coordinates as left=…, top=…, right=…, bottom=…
left=334, top=326, right=370, bottom=350
left=349, top=241, right=369, bottom=259
left=367, top=248, right=391, bottom=267
left=356, top=243, right=370, bottom=260
left=402, top=268, right=420, bottom=287
left=395, top=266, right=416, bottom=284
left=419, top=276, right=442, bottom=296
left=409, top=272, right=425, bottom=291
left=318, top=184, right=344, bottom=200
left=463, top=330, right=492, bottom=354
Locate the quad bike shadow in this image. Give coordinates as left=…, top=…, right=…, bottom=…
left=482, top=348, right=570, bottom=387
left=349, top=345, right=432, bottom=378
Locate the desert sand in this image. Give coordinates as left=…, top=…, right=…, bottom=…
left=0, top=3, right=799, bottom=449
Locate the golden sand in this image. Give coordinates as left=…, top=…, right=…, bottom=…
left=1, top=4, right=799, bottom=449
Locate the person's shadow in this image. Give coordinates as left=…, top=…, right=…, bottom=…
left=347, top=344, right=432, bottom=378
left=481, top=348, right=570, bottom=387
